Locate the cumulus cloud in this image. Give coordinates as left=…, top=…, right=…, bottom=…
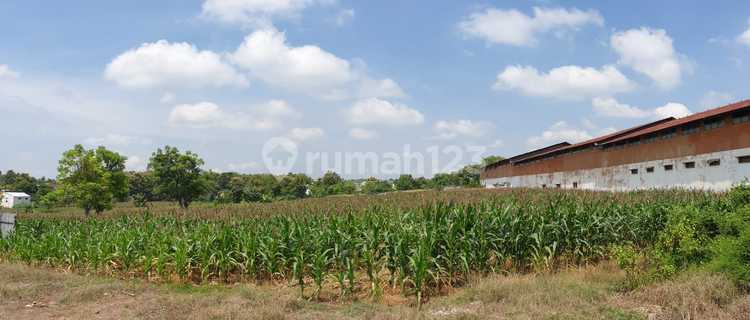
left=591, top=97, right=692, bottom=119
left=231, top=27, right=403, bottom=100
left=700, top=91, right=734, bottom=109
left=611, top=28, right=686, bottom=89
left=357, top=78, right=406, bottom=99
left=83, top=134, right=152, bottom=147
left=347, top=98, right=425, bottom=126
left=433, top=120, right=494, bottom=140
left=527, top=121, right=594, bottom=149
left=287, top=127, right=324, bottom=141
left=591, top=97, right=650, bottom=118
left=458, top=7, right=603, bottom=46
left=494, top=65, right=634, bottom=100
left=105, top=40, right=248, bottom=89
left=738, top=24, right=750, bottom=46
left=201, top=0, right=333, bottom=26
left=0, top=64, right=19, bottom=79
left=168, top=100, right=298, bottom=130
left=349, top=128, right=378, bottom=140
left=653, top=102, right=692, bottom=119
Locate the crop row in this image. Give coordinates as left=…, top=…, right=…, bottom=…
left=0, top=190, right=724, bottom=306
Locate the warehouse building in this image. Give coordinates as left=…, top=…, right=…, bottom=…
left=481, top=99, right=750, bottom=191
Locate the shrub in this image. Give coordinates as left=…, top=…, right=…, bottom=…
left=709, top=225, right=750, bottom=288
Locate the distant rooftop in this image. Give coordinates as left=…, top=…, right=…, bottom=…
left=488, top=98, right=750, bottom=168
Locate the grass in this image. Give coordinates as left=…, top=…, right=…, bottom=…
left=4, top=260, right=747, bottom=319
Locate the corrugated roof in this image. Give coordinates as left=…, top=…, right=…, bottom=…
left=514, top=117, right=676, bottom=164
left=484, top=99, right=750, bottom=169
left=485, top=142, right=570, bottom=168
left=3, top=192, right=30, bottom=197
left=601, top=99, right=750, bottom=146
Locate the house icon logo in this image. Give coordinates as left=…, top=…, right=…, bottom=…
left=262, top=137, right=298, bottom=175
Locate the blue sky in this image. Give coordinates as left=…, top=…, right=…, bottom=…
left=1, top=0, right=749, bottom=178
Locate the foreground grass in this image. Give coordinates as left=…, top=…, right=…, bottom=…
left=3, top=261, right=747, bottom=320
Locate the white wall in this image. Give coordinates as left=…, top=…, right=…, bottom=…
left=1, top=195, right=31, bottom=208
left=482, top=147, right=750, bottom=192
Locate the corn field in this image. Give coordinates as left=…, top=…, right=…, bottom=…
left=0, top=189, right=725, bottom=305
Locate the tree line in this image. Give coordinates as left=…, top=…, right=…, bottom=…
left=7, top=145, right=502, bottom=215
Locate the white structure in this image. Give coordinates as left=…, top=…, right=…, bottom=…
left=1, top=192, right=31, bottom=208
left=483, top=148, right=750, bottom=192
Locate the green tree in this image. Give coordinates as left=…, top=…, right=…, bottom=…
left=394, top=174, right=417, bottom=191
left=56, top=145, right=128, bottom=216
left=127, top=171, right=157, bottom=207
left=361, top=177, right=392, bottom=194
left=278, top=173, right=312, bottom=199
left=320, top=171, right=343, bottom=186
left=149, top=146, right=207, bottom=209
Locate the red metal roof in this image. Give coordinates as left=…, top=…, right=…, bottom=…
left=600, top=99, right=750, bottom=146
left=514, top=117, right=676, bottom=164
left=485, top=99, right=750, bottom=169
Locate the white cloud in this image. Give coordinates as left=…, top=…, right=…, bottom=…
left=349, top=128, right=378, bottom=140
left=433, top=120, right=494, bottom=140
left=737, top=25, right=750, bottom=46
left=287, top=127, right=324, bottom=141
left=591, top=97, right=650, bottom=118
left=494, top=65, right=634, bottom=100
left=227, top=161, right=261, bottom=173
left=611, top=28, right=685, bottom=89
left=347, top=98, right=424, bottom=126
left=230, top=27, right=404, bottom=100
left=591, top=97, right=693, bottom=119
left=335, top=8, right=355, bottom=26
left=0, top=64, right=19, bottom=79
left=458, top=7, right=603, bottom=46
left=357, top=78, right=406, bottom=99
left=527, top=121, right=593, bottom=149
left=201, top=0, right=333, bottom=26
left=105, top=40, right=248, bottom=89
left=653, top=102, right=692, bottom=119
left=125, top=156, right=147, bottom=172
left=168, top=100, right=298, bottom=130
left=700, top=91, right=734, bottom=109
left=84, top=134, right=152, bottom=147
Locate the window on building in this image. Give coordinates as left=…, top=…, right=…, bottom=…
left=739, top=156, right=750, bottom=164
left=708, top=159, right=721, bottom=167
left=660, top=129, right=677, bottom=140
left=682, top=123, right=701, bottom=135
left=573, top=182, right=579, bottom=189
left=555, top=184, right=561, bottom=188
left=733, top=109, right=750, bottom=124
left=542, top=184, right=547, bottom=188
left=643, top=134, right=658, bottom=144
left=704, top=117, right=724, bottom=130
left=631, top=168, right=639, bottom=175
left=684, top=161, right=696, bottom=169
left=664, top=164, right=674, bottom=171
left=646, top=167, right=654, bottom=173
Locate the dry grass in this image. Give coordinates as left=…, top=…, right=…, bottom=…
left=2, top=261, right=748, bottom=320
left=614, top=271, right=750, bottom=320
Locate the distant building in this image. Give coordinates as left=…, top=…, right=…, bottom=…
left=481, top=99, right=750, bottom=191
left=1, top=192, right=31, bottom=208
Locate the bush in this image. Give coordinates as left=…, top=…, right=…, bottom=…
left=727, top=182, right=750, bottom=209
left=710, top=225, right=750, bottom=288
left=650, top=206, right=711, bottom=277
